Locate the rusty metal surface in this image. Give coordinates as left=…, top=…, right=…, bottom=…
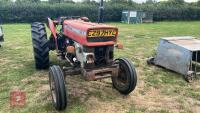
left=162, top=36, right=200, bottom=51
left=63, top=67, right=81, bottom=76
left=62, top=64, right=119, bottom=81
left=83, top=65, right=119, bottom=81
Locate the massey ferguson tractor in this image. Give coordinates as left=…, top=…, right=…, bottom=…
left=31, top=1, right=137, bottom=111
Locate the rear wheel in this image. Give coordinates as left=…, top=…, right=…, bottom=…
left=147, top=57, right=155, bottom=65
left=112, top=58, right=137, bottom=95
left=185, top=71, right=195, bottom=82
left=31, top=22, right=49, bottom=69
left=49, top=65, right=67, bottom=111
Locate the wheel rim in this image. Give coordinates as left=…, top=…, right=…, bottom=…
left=50, top=74, right=57, bottom=103
left=117, top=64, right=128, bottom=85
left=114, top=60, right=130, bottom=90
left=186, top=73, right=194, bottom=82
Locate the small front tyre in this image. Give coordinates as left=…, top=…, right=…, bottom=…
left=49, top=65, right=67, bottom=111
left=185, top=71, right=195, bottom=83
left=147, top=57, right=155, bottom=65
left=112, top=58, right=137, bottom=95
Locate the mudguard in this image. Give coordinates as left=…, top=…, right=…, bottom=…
left=47, top=18, right=59, bottom=50
left=48, top=18, right=57, bottom=39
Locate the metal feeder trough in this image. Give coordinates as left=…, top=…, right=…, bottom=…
left=0, top=26, right=4, bottom=47
left=147, top=36, right=200, bottom=82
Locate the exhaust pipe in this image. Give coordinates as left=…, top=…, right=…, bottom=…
left=98, top=0, right=104, bottom=23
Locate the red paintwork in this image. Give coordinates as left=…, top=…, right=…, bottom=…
left=48, top=18, right=58, bottom=49
left=62, top=19, right=118, bottom=46
left=48, top=18, right=57, bottom=39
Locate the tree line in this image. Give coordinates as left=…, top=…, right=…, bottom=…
left=0, top=0, right=199, bottom=4
left=0, top=0, right=200, bottom=23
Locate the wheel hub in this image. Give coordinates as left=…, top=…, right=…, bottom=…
left=50, top=76, right=56, bottom=103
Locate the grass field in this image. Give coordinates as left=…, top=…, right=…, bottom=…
left=1, top=22, right=200, bottom=113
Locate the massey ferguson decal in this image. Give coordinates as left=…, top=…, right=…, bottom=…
left=64, top=24, right=86, bottom=36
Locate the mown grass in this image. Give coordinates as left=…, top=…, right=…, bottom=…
left=0, top=22, right=200, bottom=113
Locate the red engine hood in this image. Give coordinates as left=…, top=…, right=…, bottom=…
left=63, top=19, right=118, bottom=46
left=64, top=20, right=117, bottom=31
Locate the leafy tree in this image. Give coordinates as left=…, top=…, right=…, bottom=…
left=197, top=0, right=200, bottom=6
left=128, top=0, right=133, bottom=5
left=146, top=0, right=156, bottom=4
left=64, top=0, right=75, bottom=3
left=15, top=0, right=40, bottom=3
left=110, top=0, right=128, bottom=3
left=89, top=0, right=98, bottom=5
left=169, top=0, right=184, bottom=5
left=31, top=0, right=40, bottom=2
left=0, top=0, right=12, bottom=2
left=49, top=0, right=64, bottom=3
left=83, top=0, right=90, bottom=3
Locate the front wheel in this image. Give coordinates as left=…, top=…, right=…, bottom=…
left=49, top=65, right=67, bottom=111
left=112, top=58, right=137, bottom=95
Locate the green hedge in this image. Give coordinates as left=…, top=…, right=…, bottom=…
left=0, top=3, right=200, bottom=23
left=152, top=7, right=200, bottom=21
left=0, top=3, right=99, bottom=23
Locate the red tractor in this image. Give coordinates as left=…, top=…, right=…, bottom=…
left=31, top=3, right=137, bottom=111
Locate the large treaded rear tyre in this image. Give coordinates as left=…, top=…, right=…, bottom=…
left=31, top=22, right=49, bottom=69
left=49, top=65, right=67, bottom=111
left=112, top=58, right=137, bottom=95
